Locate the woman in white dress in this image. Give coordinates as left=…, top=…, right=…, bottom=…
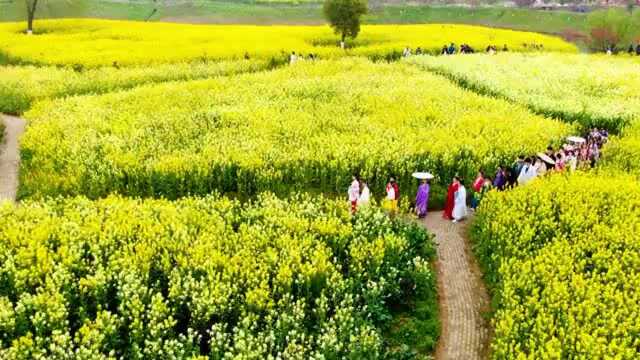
left=358, top=182, right=370, bottom=207
left=348, top=175, right=360, bottom=214
left=452, top=177, right=468, bottom=223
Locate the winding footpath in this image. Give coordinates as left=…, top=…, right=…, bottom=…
left=0, top=114, right=26, bottom=202
left=422, top=211, right=491, bottom=360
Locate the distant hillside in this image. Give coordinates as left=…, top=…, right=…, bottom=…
left=0, top=0, right=596, bottom=36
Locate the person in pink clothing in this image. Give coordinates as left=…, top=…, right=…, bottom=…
left=348, top=175, right=360, bottom=214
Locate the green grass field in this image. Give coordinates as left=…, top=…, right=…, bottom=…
left=0, top=1, right=588, bottom=34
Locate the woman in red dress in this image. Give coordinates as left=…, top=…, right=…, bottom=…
left=443, top=177, right=459, bottom=220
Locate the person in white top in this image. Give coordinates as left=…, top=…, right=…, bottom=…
left=452, top=177, right=468, bottom=223
left=518, top=157, right=538, bottom=185
left=289, top=51, right=298, bottom=65
left=385, top=177, right=399, bottom=214
left=358, top=182, right=370, bottom=207
left=567, top=151, right=578, bottom=172
left=348, top=175, right=360, bottom=214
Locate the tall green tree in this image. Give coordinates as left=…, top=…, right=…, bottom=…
left=323, top=0, right=368, bottom=48
left=587, top=8, right=640, bottom=51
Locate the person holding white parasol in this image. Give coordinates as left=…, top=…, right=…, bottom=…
left=412, top=172, right=433, bottom=218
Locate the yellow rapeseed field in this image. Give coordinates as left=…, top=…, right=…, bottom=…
left=0, top=19, right=577, bottom=67
left=473, top=172, right=640, bottom=359
left=19, top=58, right=572, bottom=200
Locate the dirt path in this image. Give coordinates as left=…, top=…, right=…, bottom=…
left=422, top=211, right=491, bottom=360
left=0, top=115, right=26, bottom=203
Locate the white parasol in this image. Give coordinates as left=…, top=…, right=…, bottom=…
left=412, top=172, right=434, bottom=180
left=567, top=136, right=586, bottom=144
left=537, top=152, right=555, bottom=165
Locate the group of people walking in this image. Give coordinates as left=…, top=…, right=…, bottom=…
left=289, top=51, right=318, bottom=64
left=348, top=130, right=608, bottom=222
left=606, top=43, right=640, bottom=56
left=348, top=176, right=399, bottom=214
left=401, top=43, right=510, bottom=58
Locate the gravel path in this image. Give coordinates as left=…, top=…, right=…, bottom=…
left=0, top=115, right=26, bottom=203
left=422, top=211, right=491, bottom=360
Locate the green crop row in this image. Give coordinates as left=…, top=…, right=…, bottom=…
left=471, top=172, right=640, bottom=359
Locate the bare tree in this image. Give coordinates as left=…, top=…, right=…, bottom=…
left=25, top=0, right=39, bottom=34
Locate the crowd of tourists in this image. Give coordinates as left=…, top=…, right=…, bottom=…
left=401, top=42, right=552, bottom=57
left=606, top=43, right=640, bottom=56
left=347, top=129, right=608, bottom=222
left=289, top=51, right=319, bottom=64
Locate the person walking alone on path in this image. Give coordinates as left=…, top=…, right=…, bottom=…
left=415, top=179, right=430, bottom=218
left=348, top=175, right=360, bottom=214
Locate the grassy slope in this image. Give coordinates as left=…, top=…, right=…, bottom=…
left=0, top=1, right=588, bottom=34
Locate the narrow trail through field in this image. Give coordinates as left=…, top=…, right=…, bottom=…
left=421, top=211, right=491, bottom=360
left=0, top=115, right=26, bottom=203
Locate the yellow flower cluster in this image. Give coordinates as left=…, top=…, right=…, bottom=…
left=19, top=58, right=572, bottom=200
left=0, top=60, right=270, bottom=114
left=0, top=19, right=576, bottom=67
left=472, top=172, right=640, bottom=359
left=0, top=193, right=435, bottom=358
left=603, top=121, right=640, bottom=176
left=407, top=53, right=640, bottom=132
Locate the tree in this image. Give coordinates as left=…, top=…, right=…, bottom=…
left=25, top=0, right=39, bottom=34
left=21, top=0, right=87, bottom=34
left=323, top=0, right=368, bottom=48
left=586, top=9, right=640, bottom=51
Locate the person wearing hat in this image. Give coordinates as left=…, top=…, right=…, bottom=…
left=386, top=177, right=400, bottom=214
left=534, top=156, right=548, bottom=176
left=415, top=178, right=430, bottom=218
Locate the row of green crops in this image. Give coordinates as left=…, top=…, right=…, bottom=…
left=0, top=60, right=272, bottom=115
left=0, top=193, right=437, bottom=359
left=471, top=172, right=640, bottom=359
left=0, top=19, right=576, bottom=67
left=407, top=53, right=640, bottom=133
left=19, top=58, right=572, bottom=201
